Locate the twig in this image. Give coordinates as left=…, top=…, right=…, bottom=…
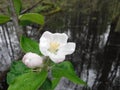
left=21, top=0, right=43, bottom=14
left=8, top=0, right=22, bottom=41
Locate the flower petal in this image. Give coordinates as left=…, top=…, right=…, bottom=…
left=52, top=33, right=68, bottom=46
left=58, top=42, right=76, bottom=55
left=49, top=53, right=65, bottom=63
left=40, top=31, right=53, bottom=42
left=39, top=31, right=52, bottom=56
left=39, top=41, right=49, bottom=56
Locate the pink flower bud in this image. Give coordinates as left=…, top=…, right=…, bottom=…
left=22, top=52, right=44, bottom=68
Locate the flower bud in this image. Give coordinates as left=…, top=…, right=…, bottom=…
left=22, top=52, right=44, bottom=68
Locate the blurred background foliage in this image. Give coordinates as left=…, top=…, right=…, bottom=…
left=0, top=0, right=120, bottom=33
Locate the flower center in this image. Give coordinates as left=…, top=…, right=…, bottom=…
left=48, top=41, right=60, bottom=53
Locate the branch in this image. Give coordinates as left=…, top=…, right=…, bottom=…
left=44, top=7, right=62, bottom=16
left=8, top=0, right=23, bottom=41
left=21, top=0, right=43, bottom=14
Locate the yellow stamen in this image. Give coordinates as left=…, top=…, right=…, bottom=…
left=48, top=42, right=60, bottom=53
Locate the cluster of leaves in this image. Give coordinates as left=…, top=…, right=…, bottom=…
left=0, top=0, right=44, bottom=25
left=0, top=0, right=63, bottom=25
left=7, top=36, right=86, bottom=90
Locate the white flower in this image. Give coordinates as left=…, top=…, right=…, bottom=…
left=22, top=52, right=44, bottom=68
left=39, top=31, right=76, bottom=63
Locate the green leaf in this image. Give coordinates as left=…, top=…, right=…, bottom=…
left=13, top=0, right=22, bottom=15
left=0, top=14, right=10, bottom=24
left=8, top=70, right=48, bottom=90
left=19, top=13, right=44, bottom=25
left=40, top=78, right=52, bottom=90
left=19, top=20, right=34, bottom=26
left=7, top=61, right=31, bottom=85
left=52, top=61, right=86, bottom=85
left=20, top=36, right=42, bottom=55
left=52, top=78, right=60, bottom=89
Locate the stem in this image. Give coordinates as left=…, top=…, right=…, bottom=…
left=8, top=0, right=23, bottom=41
left=21, top=0, right=43, bottom=14
left=43, top=57, right=50, bottom=70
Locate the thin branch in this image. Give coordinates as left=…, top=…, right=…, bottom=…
left=8, top=0, right=22, bottom=41
left=44, top=7, right=61, bottom=16
left=21, top=0, right=43, bottom=14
